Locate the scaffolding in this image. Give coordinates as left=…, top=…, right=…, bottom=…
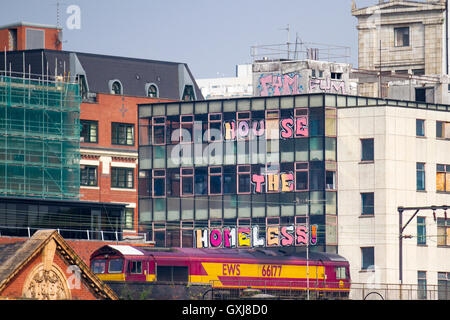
left=0, top=75, right=81, bottom=199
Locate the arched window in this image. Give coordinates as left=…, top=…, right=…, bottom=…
left=110, top=80, right=122, bottom=95
left=146, top=84, right=159, bottom=98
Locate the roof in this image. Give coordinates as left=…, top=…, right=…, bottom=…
left=0, top=229, right=118, bottom=300
left=0, top=21, right=62, bottom=30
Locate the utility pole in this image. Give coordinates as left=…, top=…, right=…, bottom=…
left=398, top=205, right=448, bottom=299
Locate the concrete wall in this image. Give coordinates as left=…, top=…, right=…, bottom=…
left=337, top=104, right=450, bottom=293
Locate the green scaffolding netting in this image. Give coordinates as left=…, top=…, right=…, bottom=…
left=0, top=75, right=81, bottom=199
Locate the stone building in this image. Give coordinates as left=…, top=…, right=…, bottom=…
left=352, top=0, right=449, bottom=102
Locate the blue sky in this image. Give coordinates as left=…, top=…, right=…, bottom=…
left=0, top=0, right=377, bottom=78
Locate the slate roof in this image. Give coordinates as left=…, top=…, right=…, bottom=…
left=0, top=229, right=118, bottom=300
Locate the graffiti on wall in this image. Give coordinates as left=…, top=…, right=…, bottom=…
left=258, top=73, right=304, bottom=96
left=195, top=224, right=318, bottom=248
left=309, top=78, right=346, bottom=94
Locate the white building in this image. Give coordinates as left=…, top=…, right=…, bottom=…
left=196, top=64, right=253, bottom=99
left=337, top=94, right=450, bottom=299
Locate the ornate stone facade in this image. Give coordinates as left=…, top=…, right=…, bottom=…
left=23, top=263, right=71, bottom=300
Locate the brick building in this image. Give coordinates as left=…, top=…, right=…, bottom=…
left=0, top=229, right=117, bottom=300
left=0, top=22, right=203, bottom=237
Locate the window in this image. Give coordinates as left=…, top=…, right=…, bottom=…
left=436, top=121, right=450, bottom=139
left=436, top=164, right=450, bottom=192
left=326, top=164, right=336, bottom=190
left=153, top=169, right=166, bottom=197
left=361, top=247, right=374, bottom=270
left=112, top=123, right=134, bottom=146
left=182, top=85, right=195, bottom=101
left=81, top=120, right=98, bottom=143
left=295, top=162, right=308, bottom=191
left=111, top=81, right=122, bottom=95
left=438, top=272, right=450, bottom=300
left=91, top=259, right=106, bottom=274
left=416, top=119, right=425, bottom=137
left=157, top=266, right=189, bottom=282
left=437, top=218, right=450, bottom=246
left=417, top=216, right=426, bottom=245
left=331, top=72, right=342, bottom=80
left=124, top=208, right=134, bottom=229
left=147, top=84, right=158, bottom=98
left=361, top=138, right=374, bottom=162
left=394, top=27, right=409, bottom=47
left=413, top=69, right=425, bottom=76
left=335, top=266, right=347, bottom=280
left=396, top=70, right=409, bottom=75
left=418, top=271, right=427, bottom=300
left=128, top=261, right=142, bottom=274
left=108, top=259, right=124, bottom=273
left=152, top=117, right=166, bottom=145
left=416, top=163, right=425, bottom=191
left=180, top=168, right=194, bottom=196
left=361, top=193, right=374, bottom=215
left=237, top=165, right=251, bottom=194
left=208, top=113, right=222, bottom=142
left=111, top=167, right=134, bottom=189
left=209, top=166, right=222, bottom=195
left=80, top=166, right=97, bottom=186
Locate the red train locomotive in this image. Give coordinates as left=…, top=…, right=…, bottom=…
left=90, top=245, right=351, bottom=299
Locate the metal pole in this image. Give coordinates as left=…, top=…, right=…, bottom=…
left=399, top=207, right=403, bottom=300
left=307, top=216, right=310, bottom=300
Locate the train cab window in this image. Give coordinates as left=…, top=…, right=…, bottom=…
left=108, top=259, right=124, bottom=273
left=335, top=266, right=347, bottom=280
left=128, top=261, right=143, bottom=274
left=157, top=266, right=189, bottom=282
left=91, top=259, right=106, bottom=274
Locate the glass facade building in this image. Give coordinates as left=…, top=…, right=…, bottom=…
left=138, top=93, right=338, bottom=252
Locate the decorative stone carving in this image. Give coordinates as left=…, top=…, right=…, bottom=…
left=23, top=263, right=71, bottom=300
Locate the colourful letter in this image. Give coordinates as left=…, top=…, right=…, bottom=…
left=252, top=120, right=265, bottom=137
left=210, top=229, right=222, bottom=247
left=280, top=118, right=294, bottom=139
left=310, top=224, right=318, bottom=245
left=238, top=228, right=251, bottom=247
left=281, top=173, right=294, bottom=192
left=223, top=228, right=236, bottom=248
left=267, top=174, right=279, bottom=192
left=295, top=226, right=308, bottom=245
left=238, top=120, right=250, bottom=139
left=267, top=226, right=280, bottom=246
left=296, top=117, right=308, bottom=137
left=196, top=229, right=209, bottom=248
left=252, top=225, right=265, bottom=247
left=224, top=121, right=235, bottom=140
left=280, top=226, right=294, bottom=246
left=252, top=174, right=265, bottom=193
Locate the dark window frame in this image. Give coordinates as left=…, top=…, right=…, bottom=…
left=111, top=122, right=135, bottom=146
left=111, top=167, right=134, bottom=189
left=80, top=165, right=98, bottom=186
left=80, top=120, right=98, bottom=143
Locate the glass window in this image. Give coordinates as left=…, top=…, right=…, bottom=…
left=108, top=259, right=124, bottom=273
left=123, top=208, right=134, bottom=230
left=153, top=170, right=166, bottom=197
left=438, top=272, right=450, bottom=300
left=394, top=27, right=409, bottom=47
left=112, top=122, right=134, bottom=146
left=437, top=218, right=450, bottom=246
left=237, top=165, right=251, bottom=193
left=80, top=166, right=97, bottom=186
left=111, top=167, right=134, bottom=189
left=180, top=168, right=194, bottom=196
left=152, top=117, right=166, bottom=145
left=223, top=166, right=236, bottom=194
left=195, top=167, right=208, bottom=195
left=111, top=81, right=122, bottom=95
left=416, top=119, right=425, bottom=137
left=361, top=192, right=374, bottom=215
left=209, top=167, right=222, bottom=195
left=418, top=271, right=427, bottom=300
left=80, top=120, right=98, bottom=143
left=417, top=217, right=426, bottom=245
left=295, top=162, right=308, bottom=191
left=436, top=121, right=450, bottom=139
left=436, top=164, right=450, bottom=192
left=182, top=85, right=195, bottom=101
left=147, top=84, right=158, bottom=98
left=416, top=163, right=425, bottom=191
left=91, top=259, right=106, bottom=274
left=128, top=261, right=142, bottom=274
left=336, top=266, right=347, bottom=280
left=361, top=138, right=374, bottom=162
left=361, top=247, right=374, bottom=270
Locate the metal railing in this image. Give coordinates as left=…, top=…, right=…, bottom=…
left=0, top=225, right=147, bottom=242
left=350, top=283, right=449, bottom=300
